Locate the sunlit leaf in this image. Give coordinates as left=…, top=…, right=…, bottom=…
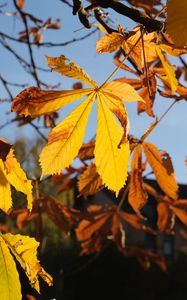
left=160, top=42, right=187, bottom=56
left=0, top=236, right=21, bottom=300
left=12, top=87, right=93, bottom=117
left=102, top=80, right=145, bottom=102
left=157, top=202, right=174, bottom=233
left=95, top=94, right=130, bottom=196
left=46, top=55, right=97, bottom=88
left=96, top=32, right=124, bottom=54
left=0, top=160, right=12, bottom=213
left=5, top=150, right=33, bottom=211
left=143, top=142, right=178, bottom=199
left=40, top=93, right=95, bottom=176
left=128, top=145, right=148, bottom=214
left=155, top=45, right=178, bottom=93
left=1, top=233, right=53, bottom=293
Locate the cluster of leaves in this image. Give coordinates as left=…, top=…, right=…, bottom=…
left=1, top=0, right=187, bottom=298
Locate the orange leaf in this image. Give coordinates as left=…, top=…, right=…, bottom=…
left=157, top=202, right=174, bottom=233
left=143, top=142, right=178, bottom=199
left=128, top=145, right=148, bottom=214
left=96, top=32, right=124, bottom=54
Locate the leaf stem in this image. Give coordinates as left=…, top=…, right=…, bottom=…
left=141, top=100, right=177, bottom=142
left=99, top=34, right=142, bottom=89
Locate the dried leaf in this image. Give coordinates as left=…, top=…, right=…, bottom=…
left=46, top=55, right=97, bottom=88
left=155, top=46, right=178, bottom=93
left=157, top=202, right=174, bottom=233
left=78, top=163, right=103, bottom=195
left=143, top=142, right=178, bottom=199
left=12, top=87, right=93, bottom=117
left=5, top=149, right=33, bottom=211
left=128, top=145, right=148, bottom=214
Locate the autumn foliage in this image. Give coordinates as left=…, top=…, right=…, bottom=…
left=1, top=0, right=187, bottom=299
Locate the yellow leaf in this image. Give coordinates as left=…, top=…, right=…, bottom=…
left=155, top=45, right=178, bottom=93
left=102, top=80, right=145, bottom=102
left=46, top=55, right=97, bottom=88
left=78, top=163, right=103, bottom=195
left=102, top=92, right=130, bottom=146
left=143, top=142, right=178, bottom=199
left=96, top=32, right=124, bottom=54
left=128, top=145, right=148, bottom=214
left=0, top=160, right=12, bottom=213
left=167, top=0, right=187, bottom=46
left=12, top=86, right=93, bottom=117
left=4, top=150, right=33, bottom=211
left=2, top=233, right=53, bottom=293
left=160, top=42, right=187, bottom=56
left=40, top=93, right=95, bottom=176
left=122, top=27, right=157, bottom=67
left=0, top=236, right=22, bottom=300
left=94, top=94, right=130, bottom=196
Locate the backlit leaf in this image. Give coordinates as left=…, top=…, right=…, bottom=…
left=102, top=80, right=145, bottom=102
left=1, top=233, right=53, bottom=293
left=40, top=93, right=95, bottom=176
left=96, top=32, right=124, bottom=54
left=167, top=0, right=187, bottom=46
left=143, top=142, right=178, bottom=199
left=95, top=94, right=130, bottom=195
left=78, top=163, right=103, bottom=195
left=103, top=92, right=130, bottom=146
left=0, top=160, right=12, bottom=213
left=157, top=202, right=174, bottom=233
left=0, top=236, right=21, bottom=300
left=12, top=87, right=93, bottom=117
left=4, top=150, right=33, bottom=211
left=128, top=145, right=148, bottom=214
left=46, top=55, right=97, bottom=88
left=155, top=45, right=178, bottom=93
left=160, top=42, right=187, bottom=56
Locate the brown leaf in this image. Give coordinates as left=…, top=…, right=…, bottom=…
left=171, top=200, right=187, bottom=225
left=143, top=142, right=178, bottom=199
left=125, top=247, right=167, bottom=272
left=128, top=145, right=148, bottom=214
left=157, top=202, right=174, bottom=233
left=78, top=163, right=103, bottom=196
left=46, top=196, right=81, bottom=232
left=120, top=211, right=155, bottom=234
left=77, top=140, right=95, bottom=160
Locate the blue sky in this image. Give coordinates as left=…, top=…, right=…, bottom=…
left=0, top=0, right=187, bottom=184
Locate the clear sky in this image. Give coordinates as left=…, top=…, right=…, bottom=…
left=0, top=0, right=187, bottom=184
